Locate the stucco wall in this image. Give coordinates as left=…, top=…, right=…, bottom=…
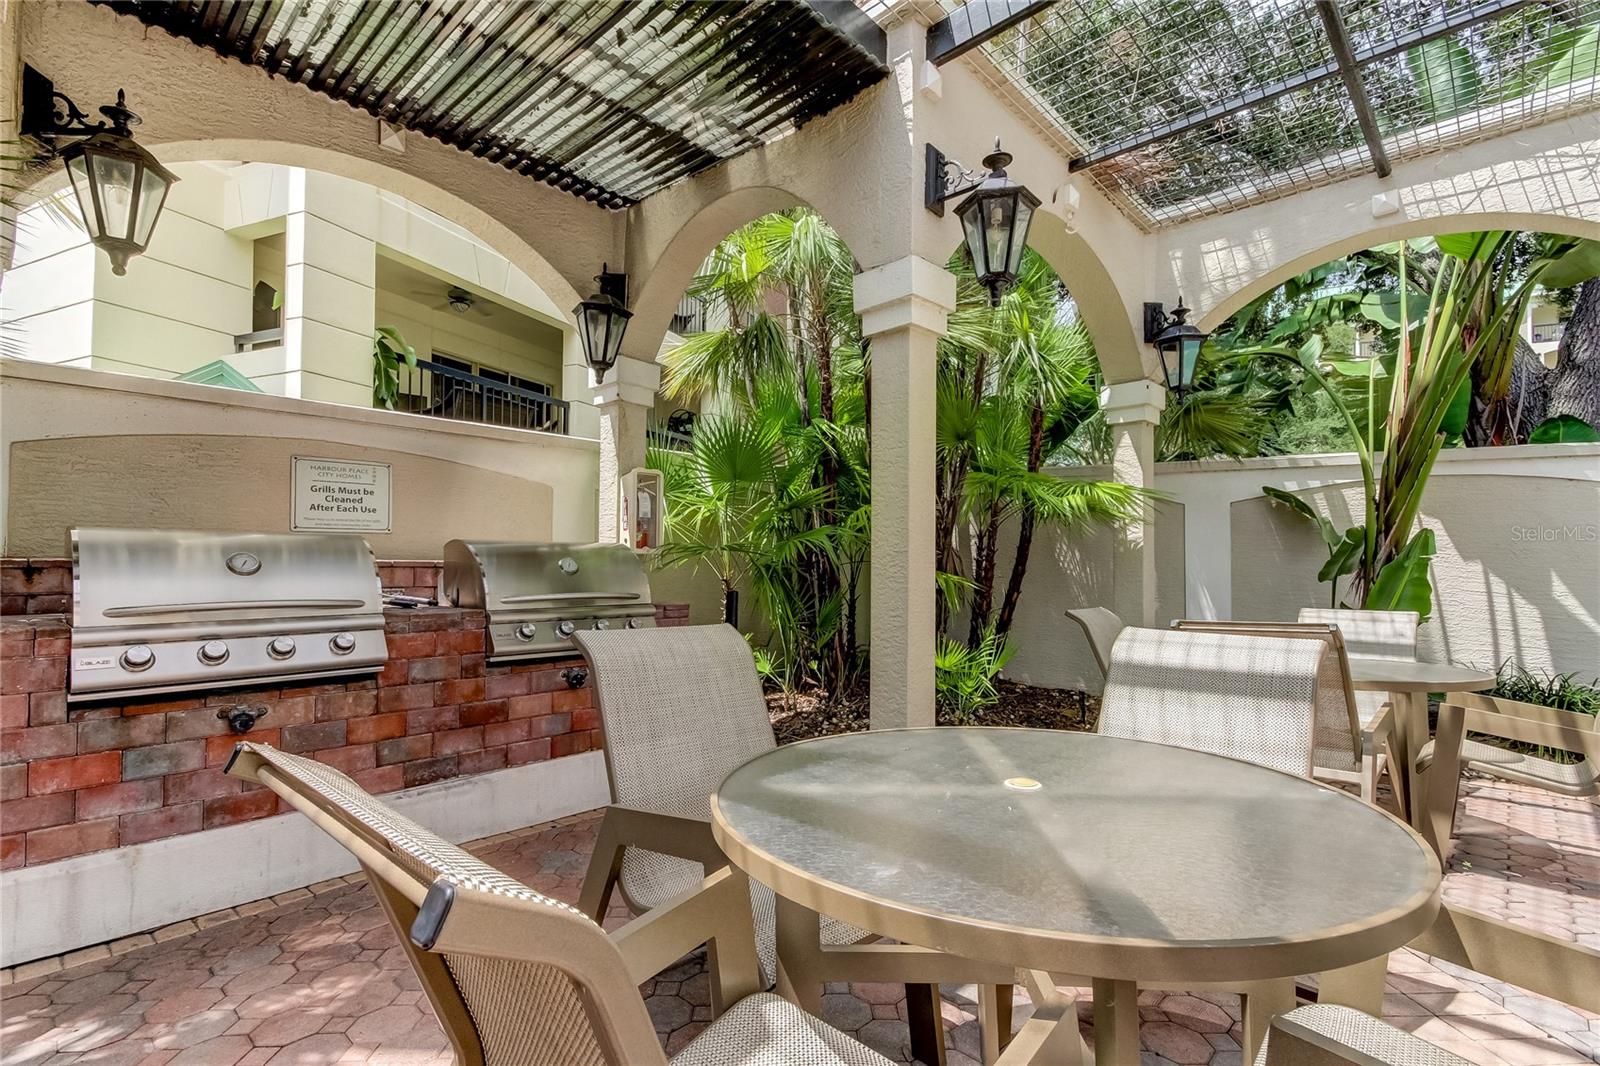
left=1230, top=467, right=1600, bottom=676
left=0, top=359, right=600, bottom=558
left=997, top=493, right=1186, bottom=694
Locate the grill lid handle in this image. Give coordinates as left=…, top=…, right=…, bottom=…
left=103, top=599, right=369, bottom=617
left=498, top=592, right=642, bottom=604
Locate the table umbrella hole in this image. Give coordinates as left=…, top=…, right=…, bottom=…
left=1004, top=777, right=1043, bottom=792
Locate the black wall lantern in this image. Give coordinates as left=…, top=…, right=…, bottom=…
left=1144, top=297, right=1210, bottom=398
left=926, top=139, right=1039, bottom=306
left=573, top=265, right=633, bottom=385
left=21, top=66, right=178, bottom=276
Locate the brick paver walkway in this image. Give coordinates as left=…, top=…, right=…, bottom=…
left=2, top=776, right=1596, bottom=1066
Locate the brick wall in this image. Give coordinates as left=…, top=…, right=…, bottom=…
left=1, top=559, right=70, bottom=617
left=0, top=607, right=604, bottom=871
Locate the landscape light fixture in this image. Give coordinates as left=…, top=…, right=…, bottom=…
left=926, top=138, right=1040, bottom=305
left=21, top=66, right=178, bottom=276
left=1145, top=297, right=1210, bottom=397
left=574, top=264, right=633, bottom=385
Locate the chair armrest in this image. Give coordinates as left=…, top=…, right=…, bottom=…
left=611, top=865, right=764, bottom=1015
left=1364, top=703, right=1394, bottom=746
left=1262, top=1005, right=1469, bottom=1066
left=578, top=805, right=727, bottom=922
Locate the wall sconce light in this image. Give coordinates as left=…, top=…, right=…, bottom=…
left=21, top=65, right=179, bottom=276
left=574, top=265, right=632, bottom=385
left=1145, top=297, right=1211, bottom=397
left=926, top=138, right=1040, bottom=306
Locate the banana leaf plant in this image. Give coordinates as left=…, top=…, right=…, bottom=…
left=372, top=326, right=418, bottom=410
left=1253, top=232, right=1592, bottom=620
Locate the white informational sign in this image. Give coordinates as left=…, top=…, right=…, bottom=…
left=291, top=456, right=392, bottom=533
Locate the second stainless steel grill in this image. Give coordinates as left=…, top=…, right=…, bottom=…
left=441, top=541, right=654, bottom=662
left=69, top=528, right=387, bottom=702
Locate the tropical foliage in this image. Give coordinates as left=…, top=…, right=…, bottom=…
left=371, top=326, right=418, bottom=410
left=1251, top=232, right=1600, bottom=619
left=656, top=210, right=1138, bottom=711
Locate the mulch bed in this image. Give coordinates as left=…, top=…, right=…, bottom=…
left=768, top=680, right=1099, bottom=745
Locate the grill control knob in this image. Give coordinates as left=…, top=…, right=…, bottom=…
left=329, top=632, right=357, bottom=655
left=120, top=645, right=155, bottom=672
left=626, top=618, right=643, bottom=629
left=514, top=623, right=538, bottom=642
left=197, top=640, right=230, bottom=666
left=593, top=619, right=610, bottom=630
left=267, top=637, right=296, bottom=660
left=555, top=620, right=576, bottom=638
left=558, top=557, right=578, bottom=575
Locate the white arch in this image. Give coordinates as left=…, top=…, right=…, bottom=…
left=1197, top=209, right=1600, bottom=332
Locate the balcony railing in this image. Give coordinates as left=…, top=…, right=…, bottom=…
left=1530, top=322, right=1566, bottom=345
left=233, top=327, right=283, bottom=352
left=670, top=295, right=707, bottom=334
left=396, top=358, right=569, bottom=434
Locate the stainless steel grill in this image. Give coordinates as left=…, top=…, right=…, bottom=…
left=441, top=541, right=654, bottom=662
left=69, top=528, right=387, bottom=702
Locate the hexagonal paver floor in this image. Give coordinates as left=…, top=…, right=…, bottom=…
left=2, top=776, right=1595, bottom=1066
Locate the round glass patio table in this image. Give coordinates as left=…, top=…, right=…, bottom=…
left=711, top=728, right=1440, bottom=1064
left=1346, top=658, right=1497, bottom=823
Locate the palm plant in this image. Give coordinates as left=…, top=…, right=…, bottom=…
left=1257, top=233, right=1594, bottom=618
left=936, top=248, right=1142, bottom=644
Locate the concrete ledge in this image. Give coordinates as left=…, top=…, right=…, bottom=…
left=0, top=750, right=609, bottom=967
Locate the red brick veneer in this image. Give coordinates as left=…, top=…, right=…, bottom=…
left=0, top=607, right=606, bottom=871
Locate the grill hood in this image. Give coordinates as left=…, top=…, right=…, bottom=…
left=70, top=528, right=387, bottom=702
left=441, top=540, right=654, bottom=661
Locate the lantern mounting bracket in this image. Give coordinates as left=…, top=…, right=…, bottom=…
left=1143, top=302, right=1170, bottom=344
left=924, top=143, right=987, bottom=217
left=21, top=65, right=139, bottom=147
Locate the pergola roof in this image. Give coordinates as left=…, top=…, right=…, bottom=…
left=955, top=0, right=1600, bottom=230
left=94, top=0, right=889, bottom=210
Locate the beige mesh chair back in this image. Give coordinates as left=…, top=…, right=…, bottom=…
left=1297, top=608, right=1419, bottom=659
left=1099, top=627, right=1334, bottom=778
left=572, top=625, right=868, bottom=988
left=1170, top=620, right=1366, bottom=791
left=225, top=743, right=890, bottom=1066
left=573, top=625, right=774, bottom=912
left=1065, top=606, right=1126, bottom=680
left=1299, top=608, right=1418, bottom=728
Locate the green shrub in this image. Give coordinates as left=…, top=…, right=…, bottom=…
left=935, top=626, right=1015, bottom=724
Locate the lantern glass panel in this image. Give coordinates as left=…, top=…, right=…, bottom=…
left=983, top=192, right=1015, bottom=279
left=603, top=313, right=629, bottom=366
left=1181, top=335, right=1203, bottom=389
left=960, top=201, right=986, bottom=276
left=65, top=154, right=97, bottom=236
left=1007, top=197, right=1033, bottom=276
left=132, top=166, right=172, bottom=248
left=91, top=151, right=138, bottom=241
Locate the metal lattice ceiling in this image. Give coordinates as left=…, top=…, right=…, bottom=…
left=93, top=0, right=888, bottom=209
left=968, top=0, right=1600, bottom=229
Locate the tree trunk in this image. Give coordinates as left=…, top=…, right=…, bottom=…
left=995, top=401, right=1047, bottom=638
left=967, top=501, right=1003, bottom=647
left=1547, top=278, right=1600, bottom=428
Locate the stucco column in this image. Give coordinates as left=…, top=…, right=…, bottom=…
left=855, top=257, right=957, bottom=730
left=593, top=353, right=660, bottom=545
left=1100, top=379, right=1166, bottom=626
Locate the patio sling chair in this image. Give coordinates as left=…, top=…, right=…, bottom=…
left=1064, top=606, right=1126, bottom=681
left=1098, top=627, right=1337, bottom=778
left=225, top=742, right=897, bottom=1066
left=570, top=624, right=871, bottom=988
left=1170, top=620, right=1389, bottom=802
left=1258, top=1004, right=1470, bottom=1066
left=572, top=624, right=1017, bottom=1043
left=1412, top=692, right=1600, bottom=843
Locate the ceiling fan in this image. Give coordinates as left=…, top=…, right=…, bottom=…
left=407, top=284, right=496, bottom=318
